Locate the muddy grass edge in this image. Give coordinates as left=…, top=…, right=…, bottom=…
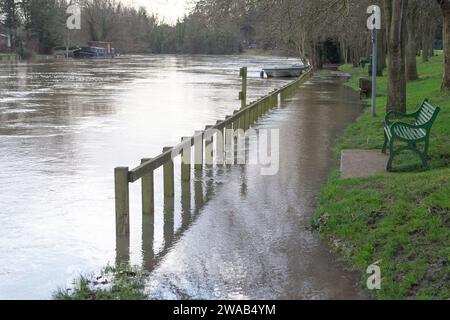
left=54, top=263, right=148, bottom=300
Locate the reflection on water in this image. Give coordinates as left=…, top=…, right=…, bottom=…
left=142, top=74, right=367, bottom=299
left=0, top=55, right=297, bottom=299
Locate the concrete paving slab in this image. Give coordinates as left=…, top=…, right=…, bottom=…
left=341, top=149, right=389, bottom=178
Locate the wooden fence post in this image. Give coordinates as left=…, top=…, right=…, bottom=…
left=250, top=106, right=255, bottom=125
left=194, top=131, right=203, bottom=170
left=233, top=110, right=242, bottom=136
left=216, top=121, right=224, bottom=166
left=141, top=159, right=154, bottom=216
left=163, top=147, right=174, bottom=198
left=115, top=167, right=130, bottom=238
left=225, top=116, right=233, bottom=165
left=181, top=137, right=191, bottom=182
left=245, top=109, right=250, bottom=130
left=205, top=125, right=213, bottom=166
left=240, top=67, right=247, bottom=109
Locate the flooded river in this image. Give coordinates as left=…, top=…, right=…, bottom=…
left=0, top=55, right=363, bottom=299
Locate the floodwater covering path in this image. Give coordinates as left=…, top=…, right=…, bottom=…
left=0, top=55, right=295, bottom=299
left=144, top=74, right=367, bottom=299
left=0, top=56, right=365, bottom=299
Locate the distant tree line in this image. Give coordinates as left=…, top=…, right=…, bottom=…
left=1, top=1, right=442, bottom=61
left=0, top=0, right=250, bottom=56
left=2, top=0, right=450, bottom=109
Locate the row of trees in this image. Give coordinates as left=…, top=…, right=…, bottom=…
left=1, top=0, right=450, bottom=111
left=0, top=0, right=245, bottom=55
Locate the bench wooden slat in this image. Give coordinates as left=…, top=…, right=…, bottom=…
left=421, top=108, right=434, bottom=118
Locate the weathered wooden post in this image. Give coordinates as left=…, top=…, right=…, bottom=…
left=239, top=67, right=248, bottom=109
left=181, top=179, right=191, bottom=229
left=233, top=110, right=242, bottom=131
left=142, top=209, right=154, bottom=270
left=181, top=137, right=191, bottom=182
left=238, top=110, right=244, bottom=131
left=225, top=116, right=233, bottom=165
left=181, top=136, right=192, bottom=228
left=264, top=97, right=268, bottom=113
left=216, top=120, right=225, bottom=166
left=163, top=147, right=174, bottom=198
left=240, top=110, right=246, bottom=130
left=115, top=167, right=130, bottom=238
left=194, top=131, right=203, bottom=170
left=245, top=109, right=251, bottom=130
left=141, top=159, right=154, bottom=215
left=163, top=197, right=175, bottom=248
left=205, top=125, right=213, bottom=166
left=250, top=105, right=255, bottom=125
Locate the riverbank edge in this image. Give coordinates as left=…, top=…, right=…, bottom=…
left=312, top=55, right=450, bottom=299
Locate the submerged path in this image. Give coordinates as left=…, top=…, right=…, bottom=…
left=144, top=74, right=367, bottom=299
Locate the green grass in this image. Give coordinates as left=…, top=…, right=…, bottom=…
left=313, top=54, right=450, bottom=299
left=54, top=264, right=147, bottom=300
left=337, top=54, right=449, bottom=170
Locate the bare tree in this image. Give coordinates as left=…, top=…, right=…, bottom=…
left=406, top=0, right=419, bottom=81
left=385, top=0, right=408, bottom=113
left=437, top=0, right=450, bottom=90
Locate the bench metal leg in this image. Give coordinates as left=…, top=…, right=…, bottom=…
left=387, top=140, right=395, bottom=172
left=382, top=131, right=388, bottom=154
left=421, top=138, right=430, bottom=170
left=387, top=140, right=430, bottom=172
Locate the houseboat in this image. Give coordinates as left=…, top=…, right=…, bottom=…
left=73, top=41, right=116, bottom=59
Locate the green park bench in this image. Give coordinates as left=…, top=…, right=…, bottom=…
left=359, top=56, right=371, bottom=69
left=382, top=99, right=441, bottom=171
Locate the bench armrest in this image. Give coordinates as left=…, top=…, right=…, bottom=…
left=385, top=110, right=418, bottom=126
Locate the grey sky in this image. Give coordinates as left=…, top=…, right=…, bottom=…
left=120, top=0, right=194, bottom=23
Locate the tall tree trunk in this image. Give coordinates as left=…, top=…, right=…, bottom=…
left=439, top=0, right=450, bottom=91
left=406, top=32, right=418, bottom=80
left=422, top=33, right=430, bottom=62
left=382, top=30, right=388, bottom=69
left=385, top=0, right=408, bottom=112
left=430, top=33, right=436, bottom=57
left=351, top=48, right=358, bottom=67
left=311, top=42, right=323, bottom=70
left=406, top=6, right=418, bottom=81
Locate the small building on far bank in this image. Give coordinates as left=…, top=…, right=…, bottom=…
left=0, top=28, right=11, bottom=52
left=87, top=41, right=113, bottom=55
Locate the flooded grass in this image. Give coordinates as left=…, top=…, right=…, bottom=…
left=54, top=264, right=147, bottom=300
left=313, top=53, right=450, bottom=299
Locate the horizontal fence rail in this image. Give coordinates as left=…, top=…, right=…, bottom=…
left=114, top=68, right=313, bottom=242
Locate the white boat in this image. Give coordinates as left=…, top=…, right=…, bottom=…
left=261, top=65, right=307, bottom=78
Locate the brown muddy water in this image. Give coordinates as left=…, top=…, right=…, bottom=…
left=0, top=55, right=364, bottom=299
left=144, top=74, right=367, bottom=299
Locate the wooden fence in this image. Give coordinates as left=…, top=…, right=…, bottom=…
left=114, top=67, right=313, bottom=247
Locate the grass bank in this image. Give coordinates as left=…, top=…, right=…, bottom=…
left=313, top=54, right=450, bottom=299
